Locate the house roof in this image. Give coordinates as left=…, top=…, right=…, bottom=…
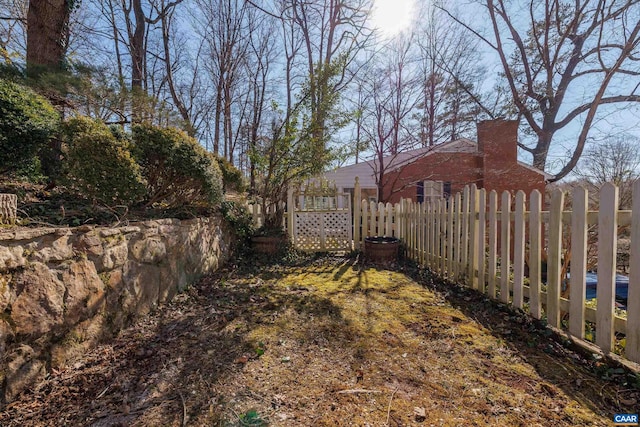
left=517, top=162, right=554, bottom=180
left=314, top=138, right=550, bottom=189
left=317, top=139, right=476, bottom=189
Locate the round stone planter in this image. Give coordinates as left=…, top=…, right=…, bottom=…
left=364, top=236, right=399, bottom=265
left=251, top=235, right=286, bottom=255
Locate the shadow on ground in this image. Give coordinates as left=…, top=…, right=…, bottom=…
left=404, top=264, right=640, bottom=421
left=2, top=255, right=638, bottom=426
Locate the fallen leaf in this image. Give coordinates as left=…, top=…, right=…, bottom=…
left=234, top=355, right=249, bottom=364
left=414, top=406, right=426, bottom=422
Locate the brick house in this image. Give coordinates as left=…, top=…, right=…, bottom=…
left=317, top=119, right=550, bottom=203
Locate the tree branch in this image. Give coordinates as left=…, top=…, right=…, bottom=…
left=555, top=95, right=640, bottom=129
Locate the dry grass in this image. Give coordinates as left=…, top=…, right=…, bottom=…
left=2, top=256, right=637, bottom=426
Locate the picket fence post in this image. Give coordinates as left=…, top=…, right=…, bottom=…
left=529, top=190, right=542, bottom=319
left=461, top=187, right=470, bottom=284
left=354, top=177, right=361, bottom=250
left=469, top=185, right=479, bottom=289
left=454, top=193, right=462, bottom=281
left=447, top=195, right=455, bottom=278
left=500, top=191, right=511, bottom=304
left=487, top=190, right=498, bottom=299
left=418, top=201, right=423, bottom=264
left=596, top=183, right=618, bottom=353
left=513, top=191, right=526, bottom=309
left=424, top=200, right=433, bottom=266
left=385, top=203, right=393, bottom=237
left=362, top=201, right=368, bottom=241
left=569, top=187, right=588, bottom=339
left=478, top=189, right=487, bottom=292
left=627, top=179, right=640, bottom=362
left=547, top=189, right=564, bottom=329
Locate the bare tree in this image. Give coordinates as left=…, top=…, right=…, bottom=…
left=285, top=0, right=372, bottom=146
left=195, top=0, right=250, bottom=158
left=243, top=10, right=277, bottom=193
left=98, top=0, right=184, bottom=122
left=154, top=0, right=208, bottom=136
left=360, top=36, right=421, bottom=202
left=415, top=3, right=485, bottom=147
left=575, top=136, right=640, bottom=209
left=0, top=0, right=27, bottom=63
left=339, top=76, right=371, bottom=166
left=445, top=0, right=640, bottom=180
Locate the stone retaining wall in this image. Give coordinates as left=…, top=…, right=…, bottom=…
left=0, top=216, right=233, bottom=404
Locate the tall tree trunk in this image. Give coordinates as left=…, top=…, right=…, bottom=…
left=26, top=0, right=71, bottom=77
left=427, top=74, right=436, bottom=147
left=26, top=0, right=72, bottom=185
left=130, top=0, right=146, bottom=123
left=532, top=134, right=551, bottom=172
left=161, top=9, right=194, bottom=135
left=224, top=88, right=232, bottom=162
left=213, top=73, right=223, bottom=155
left=131, top=0, right=145, bottom=90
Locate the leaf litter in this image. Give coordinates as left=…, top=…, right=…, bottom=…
left=1, top=255, right=638, bottom=426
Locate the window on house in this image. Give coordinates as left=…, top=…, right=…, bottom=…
left=416, top=181, right=424, bottom=203
left=424, top=180, right=444, bottom=202
left=443, top=182, right=452, bottom=199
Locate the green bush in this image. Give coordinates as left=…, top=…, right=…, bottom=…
left=132, top=124, right=223, bottom=208
left=61, top=117, right=146, bottom=205
left=220, top=200, right=254, bottom=240
left=217, top=156, right=246, bottom=192
left=0, top=79, right=59, bottom=174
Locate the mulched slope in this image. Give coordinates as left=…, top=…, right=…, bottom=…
left=2, top=257, right=637, bottom=426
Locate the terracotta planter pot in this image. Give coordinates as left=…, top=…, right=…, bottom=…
left=364, top=236, right=399, bottom=264
left=251, top=235, right=286, bottom=255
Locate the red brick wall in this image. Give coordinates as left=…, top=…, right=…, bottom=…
left=380, top=119, right=546, bottom=204
left=382, top=152, right=482, bottom=203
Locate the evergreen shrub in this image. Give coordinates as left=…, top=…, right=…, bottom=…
left=132, top=124, right=223, bottom=208
left=0, top=79, right=59, bottom=175
left=62, top=116, right=146, bottom=205
left=217, top=155, right=246, bottom=192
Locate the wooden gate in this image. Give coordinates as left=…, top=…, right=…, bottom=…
left=287, top=186, right=353, bottom=252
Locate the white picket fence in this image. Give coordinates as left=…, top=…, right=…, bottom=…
left=247, top=201, right=288, bottom=231
left=247, top=188, right=353, bottom=251
left=352, top=177, right=640, bottom=366
left=247, top=178, right=639, bottom=364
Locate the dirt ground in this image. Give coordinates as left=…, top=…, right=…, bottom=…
left=2, top=255, right=638, bottom=426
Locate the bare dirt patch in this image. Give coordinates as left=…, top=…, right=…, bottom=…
left=2, top=256, right=638, bottom=426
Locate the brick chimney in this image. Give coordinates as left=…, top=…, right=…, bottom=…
left=477, top=119, right=518, bottom=165
left=478, top=119, right=520, bottom=191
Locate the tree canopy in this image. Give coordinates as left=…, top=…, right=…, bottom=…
left=0, top=0, right=638, bottom=184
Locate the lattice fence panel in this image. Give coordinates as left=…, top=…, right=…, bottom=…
left=294, top=212, right=324, bottom=251
left=294, top=210, right=352, bottom=252
left=322, top=211, right=352, bottom=251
